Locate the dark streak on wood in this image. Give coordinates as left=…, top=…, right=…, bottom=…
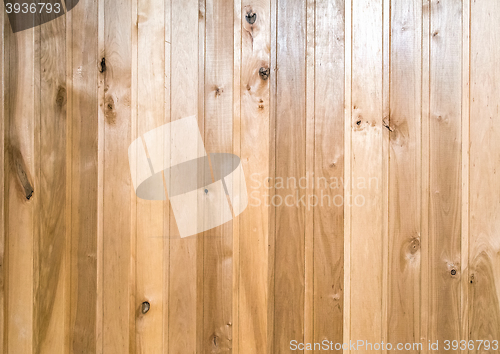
left=9, top=145, right=34, bottom=200
left=56, top=86, right=67, bottom=108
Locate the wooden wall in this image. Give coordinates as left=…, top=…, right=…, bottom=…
left=1, top=0, right=500, bottom=353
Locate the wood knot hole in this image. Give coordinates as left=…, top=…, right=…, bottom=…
left=245, top=11, right=257, bottom=24
left=100, top=57, right=106, bottom=73
left=141, top=301, right=150, bottom=314
left=451, top=269, right=456, bottom=276
left=259, top=67, right=270, bottom=80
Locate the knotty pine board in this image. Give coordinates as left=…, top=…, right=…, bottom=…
left=1, top=0, right=500, bottom=353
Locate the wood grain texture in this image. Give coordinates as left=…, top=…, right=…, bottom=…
left=428, top=0, right=462, bottom=348
left=274, top=0, right=306, bottom=351
left=203, top=0, right=233, bottom=351
left=388, top=0, right=422, bottom=350
left=135, top=0, right=165, bottom=352
left=168, top=0, right=200, bottom=352
left=469, top=0, right=500, bottom=350
left=0, top=10, right=5, bottom=354
left=350, top=0, right=384, bottom=349
left=35, top=12, right=67, bottom=353
left=69, top=0, right=99, bottom=351
left=313, top=0, right=344, bottom=347
left=240, top=0, right=270, bottom=351
left=6, top=17, right=36, bottom=354
left=102, top=0, right=133, bottom=351
left=2, top=0, right=500, bottom=353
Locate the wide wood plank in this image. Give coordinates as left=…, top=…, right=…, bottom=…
left=135, top=0, right=166, bottom=351
left=69, top=0, right=99, bottom=351
left=102, top=0, right=133, bottom=351
left=469, top=0, right=500, bottom=349
left=313, top=0, right=344, bottom=347
left=388, top=0, right=422, bottom=350
left=6, top=16, right=36, bottom=354
left=274, top=0, right=306, bottom=350
left=350, top=0, right=384, bottom=348
left=239, top=0, right=270, bottom=352
left=34, top=12, right=67, bottom=353
left=428, top=0, right=462, bottom=348
left=203, top=0, right=234, bottom=351
left=168, top=0, right=200, bottom=352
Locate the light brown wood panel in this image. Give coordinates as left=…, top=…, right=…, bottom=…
left=203, top=0, right=234, bottom=352
left=428, top=0, right=463, bottom=348
left=2, top=0, right=500, bottom=353
left=68, top=0, right=99, bottom=351
left=102, top=0, right=133, bottom=351
left=35, top=12, right=67, bottom=353
left=350, top=0, right=384, bottom=350
left=5, top=17, right=36, bottom=354
left=313, top=0, right=344, bottom=347
left=239, top=0, right=270, bottom=351
left=135, top=0, right=166, bottom=351
left=388, top=0, right=422, bottom=350
left=274, top=0, right=306, bottom=351
left=168, top=1, right=200, bottom=354
left=470, top=0, right=500, bottom=351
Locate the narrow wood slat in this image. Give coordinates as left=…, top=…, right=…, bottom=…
left=239, top=0, right=270, bottom=351
left=350, top=0, right=384, bottom=348
left=35, top=11, right=67, bottom=353
left=135, top=0, right=166, bottom=352
left=313, top=0, right=344, bottom=348
left=428, top=0, right=462, bottom=348
left=6, top=17, right=36, bottom=354
left=203, top=0, right=234, bottom=351
left=388, top=0, right=422, bottom=350
left=102, top=0, right=133, bottom=351
left=68, top=3, right=100, bottom=350
left=274, top=0, right=306, bottom=350
left=168, top=0, right=200, bottom=352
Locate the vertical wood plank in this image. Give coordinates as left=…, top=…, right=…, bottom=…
left=267, top=0, right=277, bottom=351
left=428, top=0, right=462, bottom=348
left=135, top=0, right=165, bottom=351
left=274, top=0, right=306, bottom=351
left=203, top=0, right=233, bottom=351
left=6, top=16, right=36, bottom=354
left=239, top=0, right=270, bottom=351
left=67, top=1, right=99, bottom=353
left=313, top=0, right=345, bottom=349
left=350, top=0, right=384, bottom=349
left=420, top=0, right=431, bottom=351
left=163, top=0, right=171, bottom=352
left=469, top=0, right=500, bottom=349
left=168, top=0, right=199, bottom=352
left=102, top=0, right=133, bottom=351
left=35, top=12, right=67, bottom=354
left=232, top=0, right=241, bottom=350
left=0, top=10, right=5, bottom=354
left=343, top=0, right=352, bottom=351
left=460, top=0, right=470, bottom=351
left=304, top=0, right=314, bottom=351
left=388, top=0, right=422, bottom=350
